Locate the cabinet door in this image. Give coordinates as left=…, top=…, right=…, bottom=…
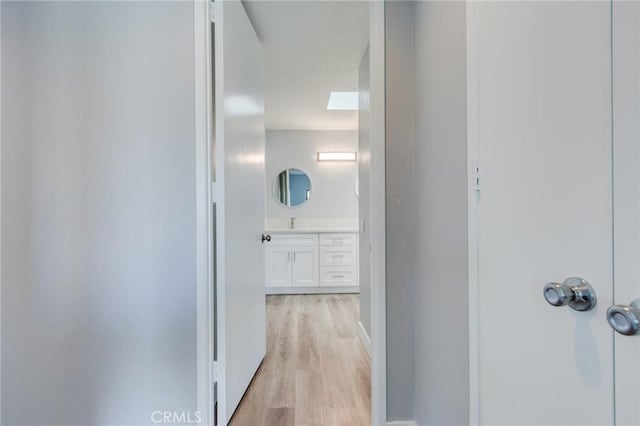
left=265, top=247, right=291, bottom=288
left=291, top=247, right=319, bottom=287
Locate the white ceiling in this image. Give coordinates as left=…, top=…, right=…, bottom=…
left=242, top=1, right=369, bottom=130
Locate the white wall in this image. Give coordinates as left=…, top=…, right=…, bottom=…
left=384, top=2, right=469, bottom=424
left=2, top=2, right=199, bottom=425
left=265, top=130, right=358, bottom=225
left=412, top=2, right=469, bottom=425
left=384, top=2, right=416, bottom=421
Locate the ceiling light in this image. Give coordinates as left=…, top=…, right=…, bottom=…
left=317, top=152, right=357, bottom=162
left=327, top=91, right=358, bottom=111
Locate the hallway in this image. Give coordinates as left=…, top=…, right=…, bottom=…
left=229, top=295, right=371, bottom=426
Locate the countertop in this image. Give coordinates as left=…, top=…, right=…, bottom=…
left=264, top=228, right=358, bottom=234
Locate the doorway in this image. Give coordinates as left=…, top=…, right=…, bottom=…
left=200, top=1, right=388, bottom=425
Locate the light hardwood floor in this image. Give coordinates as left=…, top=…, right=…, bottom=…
left=228, top=294, right=371, bottom=426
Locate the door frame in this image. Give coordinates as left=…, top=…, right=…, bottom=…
left=369, top=2, right=388, bottom=425
left=193, top=0, right=387, bottom=425
left=194, top=1, right=214, bottom=425
left=466, top=3, right=480, bottom=425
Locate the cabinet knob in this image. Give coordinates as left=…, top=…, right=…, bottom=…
left=261, top=234, right=272, bottom=243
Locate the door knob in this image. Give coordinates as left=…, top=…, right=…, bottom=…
left=543, top=277, right=597, bottom=311
left=261, top=233, right=272, bottom=243
left=606, top=299, right=640, bottom=336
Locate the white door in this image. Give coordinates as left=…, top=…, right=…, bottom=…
left=214, top=1, right=266, bottom=423
left=611, top=3, right=640, bottom=425
left=266, top=247, right=291, bottom=288
left=473, top=2, right=614, bottom=425
left=291, top=247, right=319, bottom=287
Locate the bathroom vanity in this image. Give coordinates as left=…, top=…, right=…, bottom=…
left=264, top=230, right=359, bottom=294
left=264, top=162, right=360, bottom=294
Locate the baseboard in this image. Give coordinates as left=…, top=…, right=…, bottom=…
left=266, top=286, right=359, bottom=295
left=357, top=320, right=371, bottom=356
left=386, top=422, right=418, bottom=426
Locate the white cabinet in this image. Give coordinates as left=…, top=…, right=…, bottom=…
left=265, top=232, right=358, bottom=293
left=265, top=233, right=318, bottom=288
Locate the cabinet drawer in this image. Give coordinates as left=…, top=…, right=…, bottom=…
left=319, top=233, right=357, bottom=247
left=320, top=266, right=358, bottom=286
left=319, top=246, right=357, bottom=267
left=268, top=233, right=318, bottom=247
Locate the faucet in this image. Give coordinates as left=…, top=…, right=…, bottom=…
left=290, top=217, right=296, bottom=229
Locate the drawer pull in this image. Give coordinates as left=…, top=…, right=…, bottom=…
left=332, top=275, right=345, bottom=279
left=331, top=255, right=344, bottom=259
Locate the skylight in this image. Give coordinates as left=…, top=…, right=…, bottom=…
left=326, top=91, right=359, bottom=111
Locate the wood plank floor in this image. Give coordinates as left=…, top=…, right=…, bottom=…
left=229, top=294, right=371, bottom=426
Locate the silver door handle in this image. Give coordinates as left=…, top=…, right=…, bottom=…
left=293, top=250, right=296, bottom=262
left=543, top=277, right=597, bottom=311
left=607, top=299, right=640, bottom=336
left=287, top=251, right=290, bottom=263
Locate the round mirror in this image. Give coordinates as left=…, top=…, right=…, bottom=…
left=273, top=168, right=312, bottom=207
